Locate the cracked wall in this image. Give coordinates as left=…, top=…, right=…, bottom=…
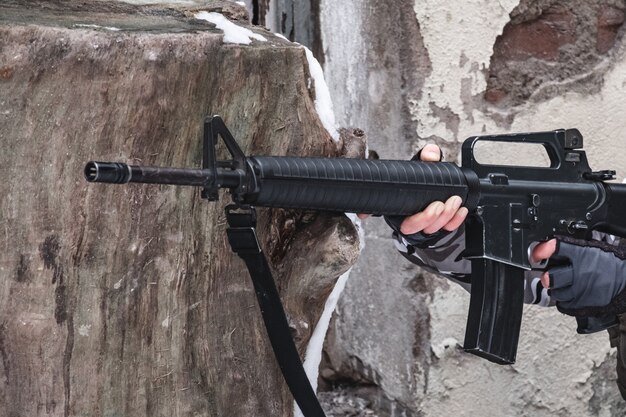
left=320, top=0, right=626, bottom=416
left=486, top=0, right=626, bottom=107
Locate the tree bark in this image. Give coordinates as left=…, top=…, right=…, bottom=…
left=0, top=1, right=360, bottom=416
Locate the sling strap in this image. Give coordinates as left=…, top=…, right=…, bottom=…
left=225, top=205, right=326, bottom=417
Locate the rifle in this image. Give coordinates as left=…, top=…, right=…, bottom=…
left=85, top=116, right=626, bottom=414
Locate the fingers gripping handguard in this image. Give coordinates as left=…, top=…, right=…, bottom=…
left=548, top=235, right=626, bottom=317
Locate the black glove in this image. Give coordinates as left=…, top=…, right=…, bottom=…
left=383, top=215, right=452, bottom=248
left=545, top=235, right=626, bottom=316
left=383, top=147, right=450, bottom=248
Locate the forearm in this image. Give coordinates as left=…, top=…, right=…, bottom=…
left=390, top=223, right=552, bottom=306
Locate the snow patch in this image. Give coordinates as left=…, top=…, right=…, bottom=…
left=194, top=12, right=267, bottom=45
left=345, top=214, right=365, bottom=251
left=295, top=218, right=364, bottom=417
left=119, top=0, right=195, bottom=4
left=295, top=270, right=352, bottom=417
left=74, top=24, right=121, bottom=32
left=303, top=47, right=339, bottom=142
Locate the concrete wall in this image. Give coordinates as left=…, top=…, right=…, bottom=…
left=319, top=0, right=626, bottom=416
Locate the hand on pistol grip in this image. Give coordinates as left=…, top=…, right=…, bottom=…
left=532, top=237, right=626, bottom=317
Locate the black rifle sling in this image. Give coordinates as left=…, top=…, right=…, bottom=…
left=225, top=205, right=326, bottom=417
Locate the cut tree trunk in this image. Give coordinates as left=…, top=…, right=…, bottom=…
left=0, top=1, right=360, bottom=416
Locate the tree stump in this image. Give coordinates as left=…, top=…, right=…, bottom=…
left=0, top=1, right=360, bottom=416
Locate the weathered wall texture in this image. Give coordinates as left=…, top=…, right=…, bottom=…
left=319, top=0, right=626, bottom=416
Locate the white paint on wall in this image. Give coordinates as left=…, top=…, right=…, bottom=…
left=426, top=282, right=614, bottom=415
left=412, top=0, right=626, bottom=176
left=508, top=62, right=626, bottom=176
left=411, top=0, right=517, bottom=142
left=318, top=0, right=367, bottom=130
left=265, top=0, right=279, bottom=33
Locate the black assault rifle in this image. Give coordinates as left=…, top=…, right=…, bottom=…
left=85, top=116, right=626, bottom=415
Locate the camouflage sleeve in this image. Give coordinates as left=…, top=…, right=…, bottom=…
left=599, top=231, right=626, bottom=400
left=390, top=224, right=552, bottom=306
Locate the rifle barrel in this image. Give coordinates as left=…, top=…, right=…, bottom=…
left=85, top=161, right=212, bottom=186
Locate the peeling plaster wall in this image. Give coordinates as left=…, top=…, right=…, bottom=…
left=320, top=0, right=626, bottom=416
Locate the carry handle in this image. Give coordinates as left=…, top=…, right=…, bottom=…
left=461, top=129, right=592, bottom=182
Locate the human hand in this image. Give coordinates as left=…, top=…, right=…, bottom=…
left=531, top=239, right=557, bottom=288
left=396, top=144, right=468, bottom=235
left=531, top=236, right=626, bottom=315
